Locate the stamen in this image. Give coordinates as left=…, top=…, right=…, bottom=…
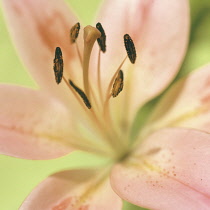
left=112, top=70, right=124, bottom=97
left=96, top=22, right=106, bottom=53
left=70, top=22, right=80, bottom=43
left=53, top=47, right=63, bottom=84
left=69, top=80, right=91, bottom=109
left=103, top=57, right=127, bottom=133
left=124, top=34, right=136, bottom=64
left=83, top=25, right=101, bottom=98
left=105, top=56, right=127, bottom=100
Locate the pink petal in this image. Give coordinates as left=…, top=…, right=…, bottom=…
left=111, top=128, right=210, bottom=209
left=2, top=0, right=81, bottom=104
left=96, top=0, right=189, bottom=119
left=145, top=64, right=210, bottom=134
left=20, top=169, right=122, bottom=210
left=0, top=85, right=74, bottom=160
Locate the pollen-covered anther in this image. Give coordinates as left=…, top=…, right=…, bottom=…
left=69, top=80, right=91, bottom=109
left=112, top=70, right=124, bottom=97
left=124, top=34, right=136, bottom=64
left=96, top=22, right=106, bottom=53
left=53, top=47, right=63, bottom=84
left=70, top=22, right=80, bottom=43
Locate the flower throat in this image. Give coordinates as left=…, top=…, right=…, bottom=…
left=53, top=22, right=136, bottom=112
left=53, top=22, right=137, bottom=155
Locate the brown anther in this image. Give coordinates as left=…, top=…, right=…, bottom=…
left=112, top=70, right=124, bottom=97
left=124, top=34, right=136, bottom=64
left=70, top=22, right=80, bottom=43
left=69, top=80, right=91, bottom=109
left=96, top=22, right=106, bottom=53
left=53, top=47, right=63, bottom=84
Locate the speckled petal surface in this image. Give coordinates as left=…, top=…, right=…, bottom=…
left=20, top=169, right=122, bottom=210
left=111, top=128, right=210, bottom=209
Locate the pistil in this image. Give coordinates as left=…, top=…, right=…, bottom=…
left=83, top=26, right=101, bottom=99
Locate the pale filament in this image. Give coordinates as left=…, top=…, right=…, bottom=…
left=61, top=76, right=113, bottom=148
left=62, top=76, right=88, bottom=112
left=97, top=50, right=103, bottom=104
left=75, top=41, right=82, bottom=66
left=62, top=73, right=118, bottom=150
left=101, top=56, right=128, bottom=144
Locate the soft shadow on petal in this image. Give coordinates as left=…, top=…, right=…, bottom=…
left=0, top=85, right=74, bottom=160
left=2, top=0, right=82, bottom=105
left=96, top=0, right=189, bottom=120
left=20, top=169, right=122, bottom=210
left=111, top=128, right=210, bottom=210
left=145, top=63, right=210, bottom=134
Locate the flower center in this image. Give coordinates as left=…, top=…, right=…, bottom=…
left=53, top=23, right=136, bottom=160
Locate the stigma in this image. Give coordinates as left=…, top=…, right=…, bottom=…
left=53, top=23, right=136, bottom=112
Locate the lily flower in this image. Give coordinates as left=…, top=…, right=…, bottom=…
left=1, top=0, right=210, bottom=209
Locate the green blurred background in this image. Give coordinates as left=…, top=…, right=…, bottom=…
left=0, top=0, right=209, bottom=209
